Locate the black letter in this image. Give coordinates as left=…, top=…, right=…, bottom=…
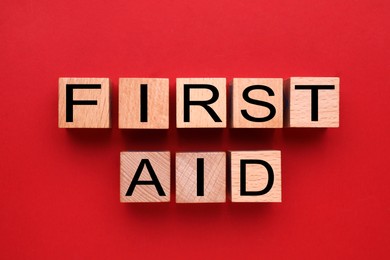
left=295, top=85, right=335, bottom=121
left=66, top=84, right=101, bottom=122
left=126, top=159, right=166, bottom=196
left=183, top=84, right=222, bottom=122
left=140, top=84, right=148, bottom=122
left=197, top=158, right=204, bottom=196
left=241, top=85, right=276, bottom=122
left=240, top=159, right=274, bottom=196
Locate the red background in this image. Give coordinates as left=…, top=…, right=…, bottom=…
left=1, top=0, right=389, bottom=259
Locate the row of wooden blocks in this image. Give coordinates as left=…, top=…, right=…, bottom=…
left=59, top=77, right=339, bottom=128
left=121, top=151, right=281, bottom=203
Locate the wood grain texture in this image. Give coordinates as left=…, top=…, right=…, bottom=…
left=176, top=78, right=226, bottom=128
left=118, top=78, right=169, bottom=129
left=231, top=78, right=283, bottom=128
left=285, top=77, right=340, bottom=127
left=176, top=152, right=226, bottom=203
left=230, top=151, right=281, bottom=202
left=120, top=151, right=170, bottom=203
left=58, top=77, right=111, bottom=128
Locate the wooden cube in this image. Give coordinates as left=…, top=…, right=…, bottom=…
left=58, top=78, right=111, bottom=128
left=231, top=78, right=283, bottom=128
left=120, top=151, right=170, bottom=203
left=176, top=152, right=226, bottom=203
left=119, top=78, right=169, bottom=129
left=176, top=78, right=226, bottom=128
left=285, top=77, right=339, bottom=127
left=230, top=151, right=281, bottom=202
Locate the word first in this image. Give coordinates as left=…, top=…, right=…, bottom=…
left=58, top=77, right=339, bottom=129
